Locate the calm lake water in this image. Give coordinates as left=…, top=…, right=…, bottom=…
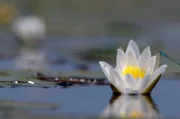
left=0, top=73, right=179, bottom=118
left=0, top=36, right=179, bottom=118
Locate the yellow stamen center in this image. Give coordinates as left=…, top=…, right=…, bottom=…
left=122, top=66, right=145, bottom=79
left=120, top=110, right=143, bottom=118
left=129, top=110, right=143, bottom=118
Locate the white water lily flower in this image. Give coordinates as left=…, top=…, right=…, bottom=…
left=99, top=40, right=167, bottom=94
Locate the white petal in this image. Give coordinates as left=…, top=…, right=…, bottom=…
left=126, top=40, right=140, bottom=59
left=150, top=64, right=168, bottom=83
left=116, top=49, right=125, bottom=70
left=138, top=46, right=151, bottom=68
left=115, top=66, right=123, bottom=80
left=154, top=53, right=161, bottom=70
left=144, top=56, right=156, bottom=74
left=124, top=74, right=136, bottom=89
left=133, top=78, right=141, bottom=89
left=99, top=61, right=125, bottom=93
left=111, top=70, right=125, bottom=91
left=143, top=64, right=167, bottom=94
left=99, top=61, right=114, bottom=83
left=125, top=50, right=138, bottom=68
left=123, top=88, right=139, bottom=94
left=139, top=75, right=150, bottom=92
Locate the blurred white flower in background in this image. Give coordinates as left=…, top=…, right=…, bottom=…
left=101, top=95, right=161, bottom=118
left=12, top=15, right=48, bottom=71
left=12, top=16, right=46, bottom=41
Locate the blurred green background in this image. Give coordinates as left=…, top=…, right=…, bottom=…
left=0, top=0, right=179, bottom=76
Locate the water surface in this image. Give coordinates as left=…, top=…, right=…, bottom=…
left=0, top=77, right=179, bottom=118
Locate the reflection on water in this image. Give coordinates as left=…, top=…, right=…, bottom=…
left=102, top=94, right=160, bottom=118
left=14, top=48, right=48, bottom=71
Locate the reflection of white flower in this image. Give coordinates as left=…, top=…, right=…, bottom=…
left=15, top=49, right=48, bottom=71
left=99, top=40, right=167, bottom=94
left=101, top=95, right=160, bottom=118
